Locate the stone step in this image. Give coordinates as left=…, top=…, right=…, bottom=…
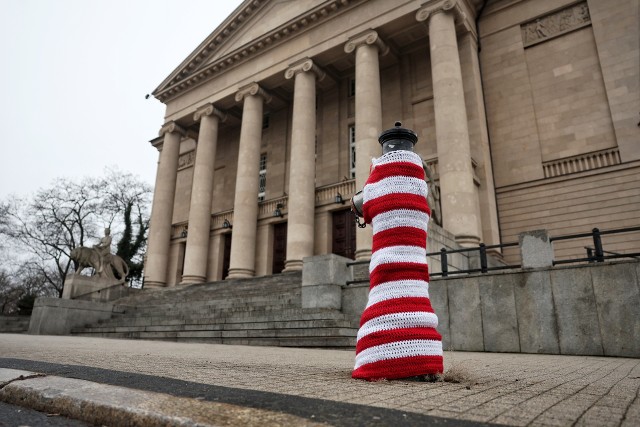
left=120, top=302, right=302, bottom=318
left=74, top=323, right=357, bottom=337
left=70, top=271, right=358, bottom=349
left=115, top=272, right=302, bottom=306
left=123, top=295, right=301, bottom=310
left=74, top=328, right=356, bottom=349
left=0, top=316, right=31, bottom=333
left=93, top=308, right=354, bottom=328
left=121, top=287, right=302, bottom=304
left=117, top=293, right=301, bottom=310
left=79, top=317, right=356, bottom=332
left=73, top=332, right=356, bottom=348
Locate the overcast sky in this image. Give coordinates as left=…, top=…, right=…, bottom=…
left=0, top=0, right=244, bottom=200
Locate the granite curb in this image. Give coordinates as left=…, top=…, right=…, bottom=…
left=0, top=368, right=325, bottom=426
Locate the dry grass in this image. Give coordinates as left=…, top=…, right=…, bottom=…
left=442, top=348, right=478, bottom=388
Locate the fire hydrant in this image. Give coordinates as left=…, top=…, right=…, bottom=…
left=351, top=122, right=443, bottom=381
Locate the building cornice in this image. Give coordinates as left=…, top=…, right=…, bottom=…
left=153, top=0, right=362, bottom=104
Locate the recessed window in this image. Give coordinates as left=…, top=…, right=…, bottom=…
left=262, top=113, right=270, bottom=130
left=258, top=154, right=267, bottom=201
left=348, top=78, right=356, bottom=98
left=349, top=126, right=356, bottom=179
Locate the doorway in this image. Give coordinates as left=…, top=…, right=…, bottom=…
left=332, top=209, right=356, bottom=260
left=272, top=222, right=287, bottom=274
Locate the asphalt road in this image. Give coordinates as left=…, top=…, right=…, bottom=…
left=0, top=401, right=90, bottom=427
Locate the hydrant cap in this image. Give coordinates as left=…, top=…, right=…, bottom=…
left=378, top=121, right=418, bottom=147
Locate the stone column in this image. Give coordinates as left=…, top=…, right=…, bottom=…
left=145, top=121, right=186, bottom=288
left=417, top=1, right=482, bottom=246
left=344, top=30, right=388, bottom=260
left=227, top=83, right=271, bottom=279
left=181, top=104, right=227, bottom=284
left=283, top=58, right=325, bottom=271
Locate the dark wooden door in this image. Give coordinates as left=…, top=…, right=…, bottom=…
left=332, top=209, right=356, bottom=260
left=272, top=222, right=287, bottom=274
left=176, top=242, right=186, bottom=284
left=222, top=233, right=231, bottom=279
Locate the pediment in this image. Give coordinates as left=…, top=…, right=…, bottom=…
left=205, top=0, right=326, bottom=66
left=153, top=0, right=360, bottom=103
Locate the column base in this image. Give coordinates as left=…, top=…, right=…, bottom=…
left=283, top=259, right=303, bottom=272
left=226, top=268, right=255, bottom=279
left=454, top=234, right=481, bottom=248
left=143, top=280, right=166, bottom=289
left=355, top=249, right=372, bottom=261
left=180, top=275, right=206, bottom=285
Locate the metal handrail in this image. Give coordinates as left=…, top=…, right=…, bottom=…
left=551, top=226, right=640, bottom=265
left=344, top=225, right=640, bottom=283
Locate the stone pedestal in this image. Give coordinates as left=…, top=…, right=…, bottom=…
left=519, top=230, right=554, bottom=268
left=302, top=254, right=350, bottom=310
left=62, top=275, right=134, bottom=302
left=28, top=297, right=118, bottom=335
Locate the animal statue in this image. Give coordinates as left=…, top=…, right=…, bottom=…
left=108, top=255, right=130, bottom=284
left=70, top=247, right=130, bottom=284
left=70, top=247, right=102, bottom=276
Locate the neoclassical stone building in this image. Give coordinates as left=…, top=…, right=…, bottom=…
left=144, top=0, right=639, bottom=287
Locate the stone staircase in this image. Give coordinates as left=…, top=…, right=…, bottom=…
left=70, top=272, right=358, bottom=348
left=0, top=315, right=30, bottom=333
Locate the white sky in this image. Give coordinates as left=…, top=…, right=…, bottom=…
left=0, top=0, right=244, bottom=199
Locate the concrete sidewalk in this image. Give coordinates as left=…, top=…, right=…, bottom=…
left=0, top=334, right=638, bottom=426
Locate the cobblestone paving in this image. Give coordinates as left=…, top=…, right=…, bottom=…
left=1, top=334, right=638, bottom=426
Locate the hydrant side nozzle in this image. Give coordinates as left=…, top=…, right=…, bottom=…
left=350, top=190, right=367, bottom=228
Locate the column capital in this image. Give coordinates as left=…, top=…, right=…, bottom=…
left=193, top=103, right=227, bottom=123
left=344, top=29, right=389, bottom=56
left=235, top=82, right=272, bottom=104
left=158, top=121, right=187, bottom=137
left=416, top=0, right=466, bottom=24
left=284, top=58, right=326, bottom=82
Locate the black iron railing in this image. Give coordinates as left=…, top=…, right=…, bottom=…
left=551, top=226, right=640, bottom=265
left=427, top=242, right=520, bottom=277
left=344, top=225, right=640, bottom=284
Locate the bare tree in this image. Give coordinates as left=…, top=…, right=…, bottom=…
left=0, top=264, right=56, bottom=314
left=0, top=169, right=152, bottom=296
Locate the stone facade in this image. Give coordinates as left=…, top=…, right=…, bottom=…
left=144, top=0, right=639, bottom=286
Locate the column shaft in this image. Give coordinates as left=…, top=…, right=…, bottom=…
left=182, top=108, right=223, bottom=284
left=284, top=67, right=317, bottom=271
left=429, top=10, right=481, bottom=246
left=145, top=124, right=183, bottom=287
left=227, top=92, right=265, bottom=278
left=345, top=31, right=387, bottom=261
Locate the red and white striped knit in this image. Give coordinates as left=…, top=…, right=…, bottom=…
left=352, top=150, right=443, bottom=381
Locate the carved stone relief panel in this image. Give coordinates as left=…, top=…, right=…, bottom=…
left=521, top=2, right=591, bottom=47
left=178, top=150, right=196, bottom=170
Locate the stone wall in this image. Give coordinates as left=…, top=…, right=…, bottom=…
left=479, top=0, right=640, bottom=264
left=0, top=316, right=30, bottom=334
left=496, top=163, right=640, bottom=264
left=429, top=260, right=640, bottom=358
left=331, top=228, right=640, bottom=357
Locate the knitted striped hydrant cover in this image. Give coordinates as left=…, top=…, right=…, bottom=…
left=352, top=150, right=443, bottom=381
